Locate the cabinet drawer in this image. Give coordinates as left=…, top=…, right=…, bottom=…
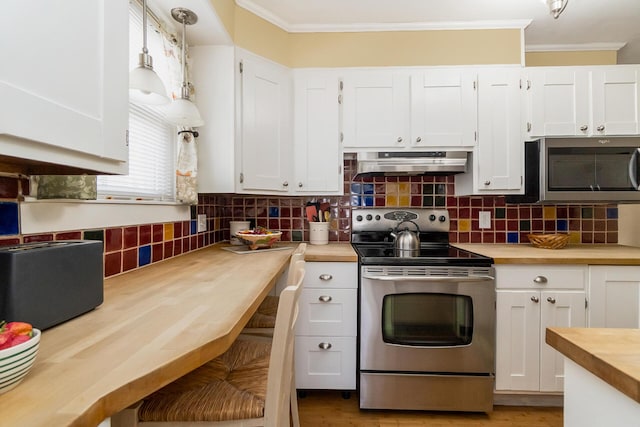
left=496, top=265, right=586, bottom=290
left=295, top=336, right=356, bottom=390
left=296, top=288, right=357, bottom=336
left=304, top=262, right=357, bottom=289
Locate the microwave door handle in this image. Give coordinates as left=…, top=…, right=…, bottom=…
left=629, top=148, right=640, bottom=190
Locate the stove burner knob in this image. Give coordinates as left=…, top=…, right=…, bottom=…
left=366, top=214, right=373, bottom=221
left=356, top=215, right=363, bottom=222
left=439, top=215, right=447, bottom=222
left=375, top=215, right=381, bottom=220
left=429, top=214, right=436, bottom=221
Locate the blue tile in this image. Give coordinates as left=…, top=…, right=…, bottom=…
left=191, top=220, right=197, bottom=235
left=139, top=245, right=151, bottom=266
left=269, top=207, right=279, bottom=217
left=0, top=202, right=19, bottom=235
left=363, top=196, right=374, bottom=206
left=556, top=219, right=568, bottom=231
left=363, top=183, right=374, bottom=194
left=507, top=232, right=519, bottom=244
left=607, top=207, right=618, bottom=219
left=351, top=195, right=361, bottom=206
left=350, top=183, right=362, bottom=194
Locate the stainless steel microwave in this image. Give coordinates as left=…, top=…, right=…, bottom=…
left=506, top=137, right=640, bottom=204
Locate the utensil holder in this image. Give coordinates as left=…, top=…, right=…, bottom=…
left=309, top=222, right=329, bottom=245
left=230, top=221, right=251, bottom=245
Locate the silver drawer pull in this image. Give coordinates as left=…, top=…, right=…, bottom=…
left=319, top=274, right=333, bottom=281
left=531, top=296, right=539, bottom=303
left=318, top=295, right=333, bottom=302
left=547, top=297, right=556, bottom=304
left=318, top=342, right=332, bottom=350
left=533, top=276, right=547, bottom=284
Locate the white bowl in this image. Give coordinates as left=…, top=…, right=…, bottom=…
left=0, top=329, right=40, bottom=394
left=235, top=230, right=282, bottom=250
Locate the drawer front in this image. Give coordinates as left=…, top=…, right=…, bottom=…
left=304, top=262, right=357, bottom=289
left=496, top=265, right=587, bottom=290
left=296, top=288, right=357, bottom=336
left=295, top=336, right=356, bottom=390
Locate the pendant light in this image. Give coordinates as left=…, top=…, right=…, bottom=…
left=165, top=7, right=204, bottom=128
left=129, top=0, right=170, bottom=105
left=546, top=0, right=569, bottom=19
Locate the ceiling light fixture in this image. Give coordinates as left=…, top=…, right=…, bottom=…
left=129, top=0, right=170, bottom=105
left=546, top=0, right=569, bottom=19
left=165, top=7, right=204, bottom=128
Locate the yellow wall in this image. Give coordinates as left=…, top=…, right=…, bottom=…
left=233, top=6, right=291, bottom=66
left=209, top=0, right=235, bottom=39
left=526, top=50, right=617, bottom=66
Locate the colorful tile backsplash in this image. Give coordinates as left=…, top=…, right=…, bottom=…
left=0, top=155, right=621, bottom=279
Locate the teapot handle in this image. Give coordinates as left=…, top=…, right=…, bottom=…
left=397, top=219, right=421, bottom=233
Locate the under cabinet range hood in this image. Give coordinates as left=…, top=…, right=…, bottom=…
left=355, top=151, right=468, bottom=177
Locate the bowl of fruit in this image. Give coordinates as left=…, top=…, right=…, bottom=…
left=0, top=321, right=40, bottom=395
left=235, top=227, right=282, bottom=250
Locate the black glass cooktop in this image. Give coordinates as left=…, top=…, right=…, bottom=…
left=352, top=244, right=493, bottom=267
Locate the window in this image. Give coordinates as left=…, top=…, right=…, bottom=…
left=98, top=1, right=176, bottom=201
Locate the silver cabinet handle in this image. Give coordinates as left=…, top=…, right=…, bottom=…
left=580, top=125, right=588, bottom=132
left=397, top=137, right=403, bottom=143
left=547, top=297, right=556, bottom=304
left=298, top=182, right=303, bottom=188
left=318, top=295, right=332, bottom=302
left=533, top=276, right=547, bottom=284
left=318, top=342, right=332, bottom=350
left=282, top=181, right=289, bottom=187
left=484, top=180, right=491, bottom=186
left=319, top=274, right=333, bottom=281
left=416, top=137, right=422, bottom=143
left=597, top=125, right=605, bottom=132
left=628, top=148, right=640, bottom=190
left=531, top=296, right=540, bottom=303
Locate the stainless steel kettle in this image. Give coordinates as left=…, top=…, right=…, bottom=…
left=390, top=221, right=420, bottom=257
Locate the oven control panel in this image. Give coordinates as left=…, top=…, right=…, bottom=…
left=352, top=208, right=449, bottom=233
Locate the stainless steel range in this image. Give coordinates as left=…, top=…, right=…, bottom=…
left=352, top=208, right=496, bottom=413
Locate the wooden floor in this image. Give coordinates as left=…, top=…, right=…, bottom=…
left=298, top=391, right=563, bottom=427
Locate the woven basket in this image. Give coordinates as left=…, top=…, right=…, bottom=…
left=527, top=233, right=569, bottom=249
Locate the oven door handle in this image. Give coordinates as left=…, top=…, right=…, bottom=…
left=362, top=274, right=494, bottom=282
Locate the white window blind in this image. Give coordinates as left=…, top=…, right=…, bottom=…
left=98, top=1, right=175, bottom=201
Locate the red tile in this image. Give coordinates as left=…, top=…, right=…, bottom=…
left=494, top=220, right=506, bottom=231
left=190, top=235, right=197, bottom=249
left=0, top=238, right=20, bottom=246
left=124, top=226, right=138, bottom=249
left=544, top=220, right=556, bottom=231
left=56, top=231, right=82, bottom=240
left=104, top=252, right=122, bottom=277
left=123, top=248, right=137, bottom=272
left=152, top=243, right=163, bottom=262
left=582, top=220, right=594, bottom=231
left=531, top=220, right=544, bottom=232
left=471, top=198, right=482, bottom=207
left=173, top=222, right=183, bottom=238
left=449, top=232, right=458, bottom=243
left=105, top=228, right=123, bottom=252
left=24, top=234, right=53, bottom=243
left=507, top=220, right=519, bottom=231
left=608, top=221, right=618, bottom=231
left=182, top=221, right=190, bottom=236
left=174, top=239, right=183, bottom=256
left=495, top=233, right=506, bottom=243
left=459, top=207, right=470, bottom=219
left=482, top=232, right=495, bottom=243
left=153, top=224, right=163, bottom=242
left=269, top=219, right=279, bottom=229
left=458, top=197, right=470, bottom=207
left=594, top=232, right=606, bottom=243
left=607, top=232, right=618, bottom=243
left=507, top=207, right=518, bottom=219
left=569, top=219, right=581, bottom=231
left=164, top=241, right=174, bottom=258
left=582, top=233, right=593, bottom=243
left=458, top=233, right=470, bottom=243
left=139, top=225, right=152, bottom=245
left=519, top=206, right=531, bottom=219
left=0, top=177, right=19, bottom=198
left=594, top=220, right=606, bottom=231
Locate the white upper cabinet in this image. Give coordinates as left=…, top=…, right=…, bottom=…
left=0, top=0, right=128, bottom=174
left=237, top=50, right=292, bottom=193
left=342, top=70, right=411, bottom=150
left=293, top=70, right=343, bottom=195
left=411, top=69, right=477, bottom=148
left=527, top=66, right=640, bottom=137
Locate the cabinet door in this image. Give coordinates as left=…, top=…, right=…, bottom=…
left=295, top=336, right=356, bottom=389
left=293, top=71, right=342, bottom=194
left=529, top=68, right=590, bottom=136
left=589, top=266, right=640, bottom=328
left=239, top=54, right=291, bottom=193
left=296, top=288, right=357, bottom=336
left=476, top=68, right=523, bottom=192
left=342, top=71, right=410, bottom=150
left=411, top=69, right=477, bottom=148
left=0, top=0, right=128, bottom=173
left=539, top=291, right=586, bottom=392
left=496, top=290, right=541, bottom=391
left=591, top=67, right=640, bottom=135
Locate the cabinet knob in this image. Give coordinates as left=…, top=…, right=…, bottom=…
left=298, top=182, right=303, bottom=188
left=397, top=137, right=403, bottom=143
left=597, top=125, right=605, bottom=132
left=547, top=297, right=556, bottom=304
left=416, top=137, right=422, bottom=143
left=531, top=296, right=540, bottom=303
left=318, top=295, right=333, bottom=303
left=318, top=342, right=332, bottom=350
left=484, top=180, right=491, bottom=186
left=282, top=181, right=289, bottom=187
left=533, top=276, right=547, bottom=284
left=580, top=125, right=588, bottom=132
left=319, top=274, right=333, bottom=281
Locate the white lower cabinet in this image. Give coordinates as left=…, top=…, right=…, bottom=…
left=495, top=265, right=587, bottom=393
left=295, top=262, right=357, bottom=390
left=588, top=265, right=640, bottom=328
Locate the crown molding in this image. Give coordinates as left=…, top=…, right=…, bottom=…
left=526, top=42, right=627, bottom=52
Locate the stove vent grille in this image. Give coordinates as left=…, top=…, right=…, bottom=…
left=363, top=266, right=493, bottom=278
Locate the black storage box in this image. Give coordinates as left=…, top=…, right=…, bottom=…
left=0, top=240, right=103, bottom=330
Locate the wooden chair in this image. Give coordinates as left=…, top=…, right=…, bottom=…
left=242, top=243, right=307, bottom=336
left=114, top=261, right=305, bottom=427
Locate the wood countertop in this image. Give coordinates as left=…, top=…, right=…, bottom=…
left=546, top=327, right=640, bottom=404
left=304, top=243, right=357, bottom=262
left=0, top=244, right=294, bottom=427
left=454, top=243, right=640, bottom=265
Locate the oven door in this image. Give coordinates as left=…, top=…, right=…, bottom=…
left=360, top=265, right=495, bottom=374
